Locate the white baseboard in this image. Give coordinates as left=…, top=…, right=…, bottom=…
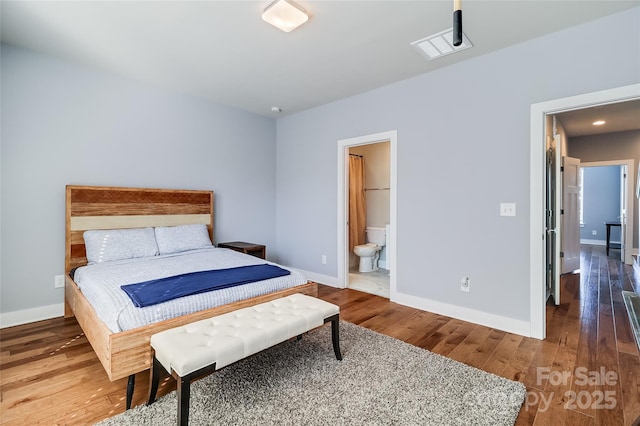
left=299, top=269, right=531, bottom=337
left=580, top=239, right=623, bottom=246
left=580, top=239, right=605, bottom=246
left=295, top=269, right=340, bottom=288
left=298, top=267, right=531, bottom=337
left=391, top=291, right=531, bottom=338
left=0, top=303, right=64, bottom=329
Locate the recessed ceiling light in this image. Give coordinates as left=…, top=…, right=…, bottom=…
left=411, top=28, right=472, bottom=60
left=262, top=0, right=308, bottom=33
left=271, top=106, right=282, bottom=113
left=592, top=120, right=606, bottom=126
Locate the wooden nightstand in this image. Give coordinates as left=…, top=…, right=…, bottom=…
left=217, top=241, right=266, bottom=259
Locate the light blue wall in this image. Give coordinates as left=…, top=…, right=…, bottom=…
left=581, top=166, right=621, bottom=242
left=275, top=8, right=640, bottom=323
left=1, top=44, right=277, bottom=314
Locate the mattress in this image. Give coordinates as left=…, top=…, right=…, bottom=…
left=72, top=247, right=307, bottom=332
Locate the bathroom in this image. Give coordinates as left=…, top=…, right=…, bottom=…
left=348, top=141, right=390, bottom=297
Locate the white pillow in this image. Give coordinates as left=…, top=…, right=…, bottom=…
left=154, top=224, right=212, bottom=255
left=83, top=227, right=159, bottom=264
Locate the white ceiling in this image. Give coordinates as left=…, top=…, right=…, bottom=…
left=555, top=99, right=640, bottom=137
left=1, top=1, right=638, bottom=118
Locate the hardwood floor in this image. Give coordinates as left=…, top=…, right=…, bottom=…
left=1, top=245, right=639, bottom=425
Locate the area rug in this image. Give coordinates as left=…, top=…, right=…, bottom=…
left=97, top=322, right=526, bottom=425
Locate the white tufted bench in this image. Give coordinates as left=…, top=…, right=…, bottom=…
left=146, top=293, right=342, bottom=426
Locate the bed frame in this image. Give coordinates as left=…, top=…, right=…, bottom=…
left=64, top=185, right=317, bottom=406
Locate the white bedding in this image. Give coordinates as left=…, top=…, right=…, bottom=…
left=72, top=247, right=307, bottom=332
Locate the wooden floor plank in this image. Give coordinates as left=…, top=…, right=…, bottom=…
left=463, top=328, right=505, bottom=370
left=619, top=350, right=640, bottom=426
left=446, top=324, right=492, bottom=364
left=501, top=337, right=543, bottom=385
left=571, top=247, right=601, bottom=419
left=609, top=257, right=639, bottom=357
left=1, top=245, right=639, bottom=425
left=426, top=319, right=473, bottom=355
left=481, top=333, right=524, bottom=377
left=594, top=255, right=625, bottom=425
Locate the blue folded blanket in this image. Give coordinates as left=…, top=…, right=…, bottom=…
left=120, top=264, right=291, bottom=308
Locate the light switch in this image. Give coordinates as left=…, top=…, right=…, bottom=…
left=500, top=203, right=516, bottom=217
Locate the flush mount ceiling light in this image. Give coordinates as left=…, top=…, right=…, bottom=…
left=262, top=0, right=308, bottom=33
left=593, top=120, right=606, bottom=126
left=411, top=28, right=472, bottom=60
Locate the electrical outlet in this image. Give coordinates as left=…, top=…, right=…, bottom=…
left=461, top=277, right=470, bottom=292
left=592, top=230, right=597, bottom=236
left=321, top=255, right=327, bottom=265
left=54, top=275, right=65, bottom=289
left=500, top=203, right=516, bottom=217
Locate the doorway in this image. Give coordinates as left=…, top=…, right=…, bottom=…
left=347, top=143, right=391, bottom=297
left=529, top=83, right=640, bottom=339
left=580, top=162, right=630, bottom=262
left=337, top=130, right=397, bottom=299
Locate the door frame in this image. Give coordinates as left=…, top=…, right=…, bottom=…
left=529, top=83, right=640, bottom=339
left=581, top=160, right=635, bottom=262
left=337, top=130, right=397, bottom=296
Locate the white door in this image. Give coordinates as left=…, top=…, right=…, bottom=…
left=546, top=136, right=559, bottom=304
left=561, top=156, right=581, bottom=275
left=620, top=165, right=628, bottom=262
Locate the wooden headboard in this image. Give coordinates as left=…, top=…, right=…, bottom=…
left=65, top=185, right=214, bottom=273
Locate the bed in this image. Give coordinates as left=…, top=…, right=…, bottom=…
left=64, top=185, right=317, bottom=405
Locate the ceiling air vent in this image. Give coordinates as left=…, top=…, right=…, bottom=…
left=411, top=28, right=472, bottom=60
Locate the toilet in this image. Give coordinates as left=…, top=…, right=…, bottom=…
left=353, top=227, right=386, bottom=272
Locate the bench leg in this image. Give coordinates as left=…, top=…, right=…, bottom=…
left=171, top=363, right=217, bottom=426
left=325, top=314, right=342, bottom=361
left=126, top=374, right=135, bottom=409
left=147, top=356, right=164, bottom=406
left=177, top=374, right=191, bottom=426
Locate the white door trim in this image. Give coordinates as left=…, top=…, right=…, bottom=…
left=337, top=130, right=397, bottom=297
left=581, top=159, right=635, bottom=265
left=529, top=83, right=640, bottom=340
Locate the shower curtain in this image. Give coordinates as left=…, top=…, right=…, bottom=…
left=349, top=155, right=366, bottom=251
